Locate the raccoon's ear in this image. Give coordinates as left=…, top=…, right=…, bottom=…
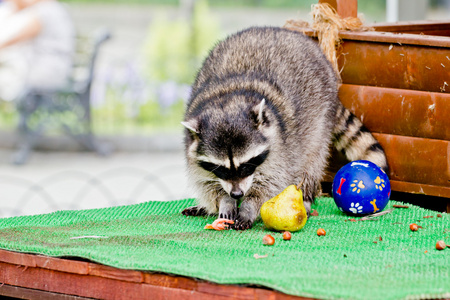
left=252, top=98, right=268, bottom=127
left=181, top=119, right=199, bottom=134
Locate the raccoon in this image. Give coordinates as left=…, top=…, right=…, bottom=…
left=181, top=27, right=388, bottom=230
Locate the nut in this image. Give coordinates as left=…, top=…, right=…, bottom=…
left=282, top=231, right=292, bottom=240
left=317, top=228, right=326, bottom=236
left=262, top=234, right=275, bottom=246
left=409, top=223, right=419, bottom=231
left=436, top=240, right=446, bottom=251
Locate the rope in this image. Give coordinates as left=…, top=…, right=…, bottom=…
left=284, top=3, right=372, bottom=78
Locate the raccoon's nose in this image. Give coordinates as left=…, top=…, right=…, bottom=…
left=230, top=189, right=244, bottom=199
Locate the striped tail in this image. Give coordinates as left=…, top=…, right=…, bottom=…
left=332, top=104, right=389, bottom=174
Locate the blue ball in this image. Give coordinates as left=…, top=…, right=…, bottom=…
left=332, top=160, right=390, bottom=215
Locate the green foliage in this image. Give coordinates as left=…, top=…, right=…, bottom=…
left=0, top=102, right=17, bottom=130
left=191, top=0, right=221, bottom=63
left=136, top=98, right=185, bottom=128
left=142, top=17, right=193, bottom=83
left=141, top=0, right=220, bottom=84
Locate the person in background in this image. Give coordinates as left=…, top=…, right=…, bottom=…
left=0, top=0, right=74, bottom=102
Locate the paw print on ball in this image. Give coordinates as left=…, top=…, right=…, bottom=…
left=349, top=202, right=363, bottom=214
left=350, top=180, right=365, bottom=193
left=374, top=176, right=386, bottom=191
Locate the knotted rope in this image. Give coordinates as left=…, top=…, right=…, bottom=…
left=284, top=3, right=371, bottom=78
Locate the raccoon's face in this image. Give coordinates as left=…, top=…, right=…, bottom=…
left=183, top=97, right=273, bottom=199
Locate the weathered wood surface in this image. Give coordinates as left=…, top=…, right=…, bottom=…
left=338, top=41, right=450, bottom=93
left=338, top=30, right=450, bottom=48
left=0, top=249, right=313, bottom=300
left=0, top=284, right=90, bottom=300
left=339, top=84, right=450, bottom=140
left=371, top=20, right=450, bottom=36
left=336, top=85, right=450, bottom=198
left=373, top=133, right=450, bottom=195
left=294, top=21, right=450, bottom=48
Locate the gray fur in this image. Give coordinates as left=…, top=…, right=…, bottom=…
left=182, top=27, right=388, bottom=230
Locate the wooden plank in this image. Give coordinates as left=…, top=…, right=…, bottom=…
left=339, top=84, right=450, bottom=140
left=0, top=249, right=89, bottom=275
left=88, top=263, right=144, bottom=283
left=0, top=284, right=91, bottom=300
left=298, top=26, right=450, bottom=48
left=318, top=0, right=358, bottom=18
left=373, top=133, right=449, bottom=188
left=0, top=250, right=314, bottom=300
left=389, top=180, right=450, bottom=198
left=338, top=40, right=450, bottom=93
left=339, top=30, right=450, bottom=48
left=0, top=260, right=231, bottom=300
left=0, top=248, right=37, bottom=267
left=371, top=21, right=450, bottom=34
left=35, top=255, right=89, bottom=275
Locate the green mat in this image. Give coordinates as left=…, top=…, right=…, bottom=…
left=0, top=198, right=449, bottom=300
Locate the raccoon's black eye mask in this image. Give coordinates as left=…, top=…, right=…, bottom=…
left=198, top=150, right=269, bottom=180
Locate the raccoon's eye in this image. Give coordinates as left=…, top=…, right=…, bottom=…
left=237, top=150, right=269, bottom=178
left=198, top=161, right=232, bottom=180
left=238, top=164, right=257, bottom=178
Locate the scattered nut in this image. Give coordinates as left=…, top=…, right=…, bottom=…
left=409, top=223, right=419, bottom=231
left=436, top=240, right=446, bottom=250
left=317, top=228, right=326, bottom=236
left=263, top=234, right=275, bottom=246
left=282, top=231, right=292, bottom=240
left=393, top=204, right=409, bottom=208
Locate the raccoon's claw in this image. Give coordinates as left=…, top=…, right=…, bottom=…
left=219, top=211, right=236, bottom=221
left=181, top=206, right=208, bottom=216
left=233, top=218, right=253, bottom=230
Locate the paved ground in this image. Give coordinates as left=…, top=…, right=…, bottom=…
left=0, top=148, right=190, bottom=218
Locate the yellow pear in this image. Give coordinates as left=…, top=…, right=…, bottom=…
left=260, top=185, right=308, bottom=232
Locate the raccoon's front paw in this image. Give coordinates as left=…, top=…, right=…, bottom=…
left=233, top=217, right=253, bottom=230
left=181, top=206, right=208, bottom=216
left=218, top=197, right=237, bottom=221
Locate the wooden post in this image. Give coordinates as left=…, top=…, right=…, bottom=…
left=318, top=0, right=358, bottom=18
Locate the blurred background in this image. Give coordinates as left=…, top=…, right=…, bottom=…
left=0, top=0, right=449, bottom=218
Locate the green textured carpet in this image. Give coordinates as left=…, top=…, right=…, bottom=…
left=0, top=198, right=449, bottom=300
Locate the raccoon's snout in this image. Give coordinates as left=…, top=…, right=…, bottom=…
left=220, top=176, right=254, bottom=200
left=230, top=188, right=244, bottom=199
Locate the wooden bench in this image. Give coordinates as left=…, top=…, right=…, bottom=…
left=13, top=30, right=112, bottom=164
